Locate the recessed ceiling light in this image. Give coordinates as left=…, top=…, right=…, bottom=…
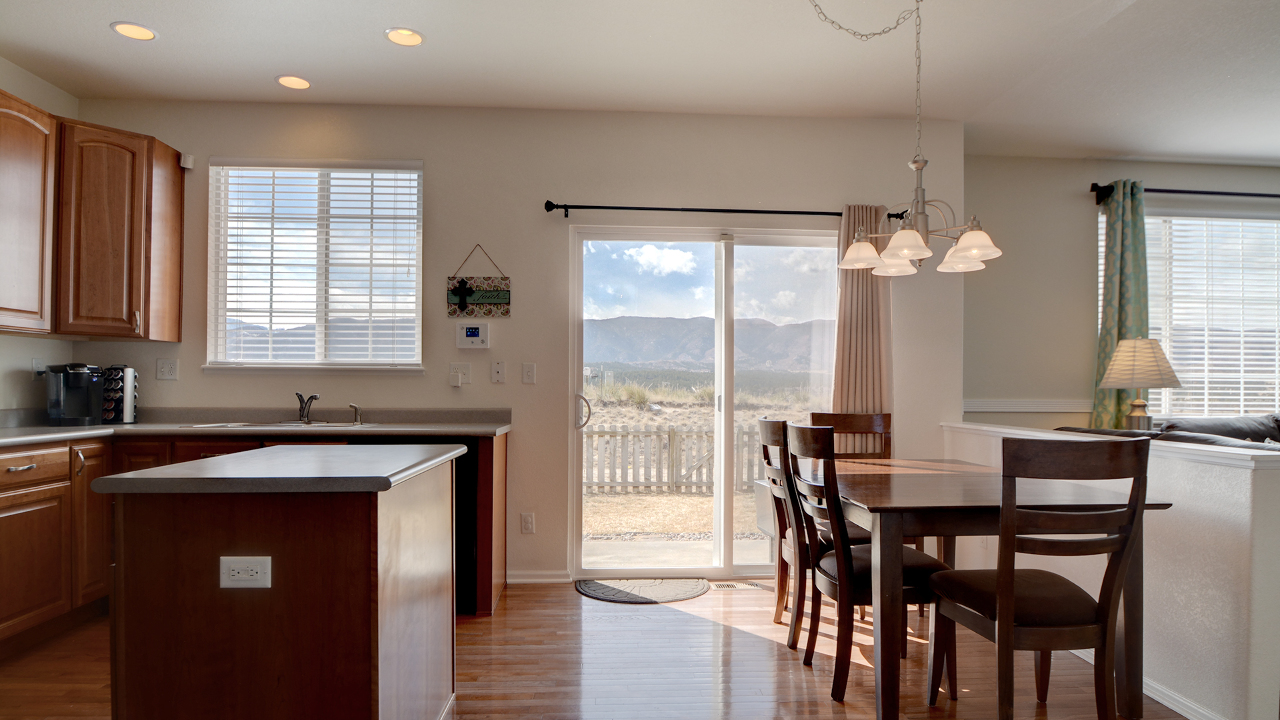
left=276, top=75, right=311, bottom=90
left=385, top=27, right=423, bottom=46
left=111, top=22, right=156, bottom=41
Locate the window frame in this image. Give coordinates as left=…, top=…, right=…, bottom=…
left=203, top=158, right=425, bottom=374
left=1100, top=209, right=1280, bottom=417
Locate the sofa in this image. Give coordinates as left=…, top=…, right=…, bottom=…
left=1056, top=413, right=1280, bottom=452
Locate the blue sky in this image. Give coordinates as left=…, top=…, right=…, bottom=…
left=583, top=241, right=837, bottom=325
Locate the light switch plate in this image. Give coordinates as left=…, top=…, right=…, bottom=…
left=220, top=556, right=271, bottom=588
left=449, top=362, right=471, bottom=384
left=32, top=358, right=44, bottom=381
left=522, top=363, right=536, bottom=384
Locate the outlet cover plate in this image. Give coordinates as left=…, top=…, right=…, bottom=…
left=220, top=556, right=271, bottom=588
left=520, top=512, right=535, bottom=534
left=157, top=358, right=178, bottom=381
left=449, top=362, right=472, bottom=384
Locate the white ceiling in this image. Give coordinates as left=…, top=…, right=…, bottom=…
left=1, top=0, right=1278, bottom=164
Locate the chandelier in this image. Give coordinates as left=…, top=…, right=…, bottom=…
left=810, top=0, right=1002, bottom=276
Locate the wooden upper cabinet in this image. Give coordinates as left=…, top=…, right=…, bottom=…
left=56, top=120, right=183, bottom=341
left=0, top=90, right=57, bottom=333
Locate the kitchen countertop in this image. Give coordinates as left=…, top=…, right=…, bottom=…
left=0, top=421, right=510, bottom=449
left=93, top=443, right=468, bottom=493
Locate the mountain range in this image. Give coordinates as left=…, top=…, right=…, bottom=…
left=584, top=316, right=834, bottom=372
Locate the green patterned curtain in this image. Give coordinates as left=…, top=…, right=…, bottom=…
left=1091, top=180, right=1148, bottom=429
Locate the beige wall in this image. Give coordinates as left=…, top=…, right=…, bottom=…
left=58, top=100, right=964, bottom=578
left=963, top=155, right=1280, bottom=429
left=0, top=56, right=78, bottom=117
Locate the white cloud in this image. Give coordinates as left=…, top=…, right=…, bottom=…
left=583, top=296, right=628, bottom=320
left=692, top=286, right=708, bottom=300
left=624, top=244, right=697, bottom=276
left=783, top=248, right=834, bottom=274
left=773, top=290, right=797, bottom=309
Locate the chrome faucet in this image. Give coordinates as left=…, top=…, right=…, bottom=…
left=296, top=393, right=319, bottom=424
left=349, top=403, right=362, bottom=425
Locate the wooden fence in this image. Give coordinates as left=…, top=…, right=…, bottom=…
left=581, top=424, right=762, bottom=494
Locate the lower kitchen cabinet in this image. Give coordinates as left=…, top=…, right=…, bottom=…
left=112, top=440, right=171, bottom=473
left=171, top=440, right=261, bottom=463
left=0, top=481, right=73, bottom=640
left=71, top=442, right=112, bottom=606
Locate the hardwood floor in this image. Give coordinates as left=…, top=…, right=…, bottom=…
left=0, top=583, right=1188, bottom=720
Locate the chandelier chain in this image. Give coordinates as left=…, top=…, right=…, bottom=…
left=806, top=0, right=917, bottom=41
left=914, top=0, right=922, bottom=161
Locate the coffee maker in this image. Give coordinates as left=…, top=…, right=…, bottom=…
left=43, top=363, right=104, bottom=426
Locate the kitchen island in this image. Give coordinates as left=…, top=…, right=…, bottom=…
left=93, top=443, right=464, bottom=720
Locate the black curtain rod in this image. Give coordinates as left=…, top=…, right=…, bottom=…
left=544, top=200, right=843, bottom=218
left=1090, top=183, right=1280, bottom=206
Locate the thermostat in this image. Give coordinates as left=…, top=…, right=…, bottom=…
left=456, top=322, right=490, bottom=348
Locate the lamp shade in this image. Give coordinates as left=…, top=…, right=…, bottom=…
left=1099, top=339, right=1181, bottom=389
left=936, top=246, right=985, bottom=273
left=951, top=228, right=1002, bottom=261
left=839, top=241, right=885, bottom=269
left=882, top=228, right=932, bottom=260
left=871, top=257, right=918, bottom=276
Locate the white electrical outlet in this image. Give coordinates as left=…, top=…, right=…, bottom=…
left=219, top=556, right=271, bottom=588
left=449, top=362, right=472, bottom=384
left=157, top=358, right=178, bottom=380
left=522, top=363, right=536, bottom=384
left=520, top=513, right=535, bottom=534
left=32, top=358, right=44, bottom=380
left=491, top=361, right=505, bottom=383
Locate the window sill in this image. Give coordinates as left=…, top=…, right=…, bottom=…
left=202, top=363, right=425, bottom=375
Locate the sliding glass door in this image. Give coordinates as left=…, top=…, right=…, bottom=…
left=574, top=228, right=836, bottom=577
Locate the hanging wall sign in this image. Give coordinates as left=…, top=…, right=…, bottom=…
left=447, top=244, right=510, bottom=317
left=447, top=276, right=511, bottom=317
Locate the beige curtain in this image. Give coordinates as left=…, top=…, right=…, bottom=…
left=831, top=204, right=892, bottom=454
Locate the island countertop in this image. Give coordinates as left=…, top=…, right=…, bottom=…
left=93, top=443, right=467, bottom=494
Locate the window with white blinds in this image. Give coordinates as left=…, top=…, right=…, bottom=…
left=1101, top=214, right=1280, bottom=415
left=208, top=163, right=422, bottom=368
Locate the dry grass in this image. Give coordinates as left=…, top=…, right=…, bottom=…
left=582, top=491, right=765, bottom=537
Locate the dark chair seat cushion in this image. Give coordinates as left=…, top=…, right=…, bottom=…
left=817, top=545, right=950, bottom=589
left=1161, top=414, right=1280, bottom=442
left=817, top=521, right=872, bottom=546
left=930, top=569, right=1098, bottom=627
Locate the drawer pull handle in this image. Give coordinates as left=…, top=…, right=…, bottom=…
left=6, top=464, right=37, bottom=472
left=199, top=453, right=227, bottom=459
left=133, top=310, right=142, bottom=334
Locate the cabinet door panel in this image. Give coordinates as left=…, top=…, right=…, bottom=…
left=72, top=443, right=112, bottom=606
left=0, top=483, right=72, bottom=640
left=0, top=92, right=55, bottom=332
left=112, top=441, right=171, bottom=474
left=57, top=123, right=148, bottom=337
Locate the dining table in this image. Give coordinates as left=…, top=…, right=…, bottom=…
left=834, top=457, right=1171, bottom=720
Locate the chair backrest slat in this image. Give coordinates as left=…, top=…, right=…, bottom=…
left=1016, top=508, right=1133, bottom=534
left=810, top=412, right=891, bottom=460
left=787, top=423, right=852, bottom=557
left=1015, top=535, right=1126, bottom=557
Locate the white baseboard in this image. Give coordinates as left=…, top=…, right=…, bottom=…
left=1070, top=650, right=1227, bottom=720
left=507, top=569, right=573, bottom=584
left=963, top=399, right=1093, bottom=413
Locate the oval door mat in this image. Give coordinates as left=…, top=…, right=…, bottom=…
left=575, top=578, right=710, bottom=604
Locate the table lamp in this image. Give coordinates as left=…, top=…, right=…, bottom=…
left=1098, top=338, right=1181, bottom=430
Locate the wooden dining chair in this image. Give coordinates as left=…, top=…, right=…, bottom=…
left=925, top=436, right=1150, bottom=720
left=811, top=411, right=926, bottom=618
left=759, top=418, right=809, bottom=649
left=787, top=423, right=951, bottom=702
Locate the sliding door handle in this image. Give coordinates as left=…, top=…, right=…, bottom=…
left=575, top=394, right=592, bottom=430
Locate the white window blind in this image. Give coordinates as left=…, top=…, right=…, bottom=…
left=208, top=164, right=422, bottom=367
left=1101, top=214, right=1280, bottom=415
